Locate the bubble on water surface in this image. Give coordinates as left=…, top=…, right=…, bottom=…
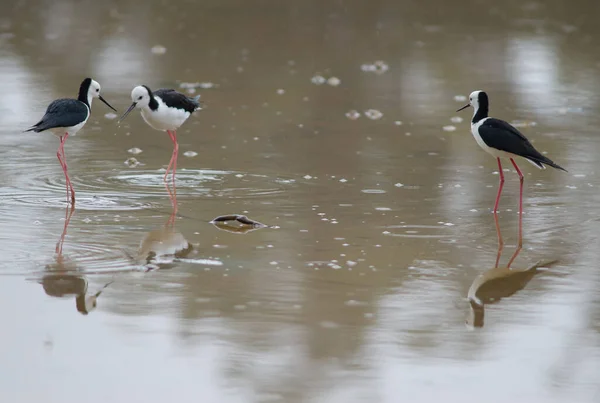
left=124, top=157, right=140, bottom=167
left=327, top=77, right=341, bottom=86
left=104, top=112, right=117, bottom=120
left=361, top=60, right=389, bottom=74
left=151, top=45, right=166, bottom=55
left=364, top=109, right=383, bottom=120
left=394, top=120, right=403, bottom=125
left=311, top=75, right=326, bottom=85
left=454, top=95, right=467, bottom=102
left=394, top=183, right=404, bottom=188
left=127, top=147, right=142, bottom=155
left=345, top=110, right=360, bottom=120
left=443, top=125, right=456, bottom=132
left=183, top=151, right=198, bottom=157
left=276, top=88, right=285, bottom=95
left=450, top=116, right=463, bottom=123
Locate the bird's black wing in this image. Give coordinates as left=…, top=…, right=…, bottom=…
left=154, top=89, right=201, bottom=113
left=479, top=118, right=567, bottom=171
left=25, top=99, right=89, bottom=132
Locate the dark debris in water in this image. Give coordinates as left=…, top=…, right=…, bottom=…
left=210, top=214, right=275, bottom=233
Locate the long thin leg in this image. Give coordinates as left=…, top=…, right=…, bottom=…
left=56, top=137, right=69, bottom=203
left=163, top=130, right=179, bottom=212
left=58, top=134, right=75, bottom=205
left=494, top=211, right=503, bottom=268
left=510, top=158, right=524, bottom=247
left=493, top=157, right=505, bottom=213
left=170, top=130, right=178, bottom=195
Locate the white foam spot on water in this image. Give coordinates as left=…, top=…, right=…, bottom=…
left=183, top=151, right=198, bottom=157
left=276, top=88, right=285, bottom=95
left=361, top=189, right=386, bottom=194
left=394, top=183, right=404, bottom=188
left=394, top=120, right=403, bottom=125
left=450, top=116, right=463, bottom=123
left=346, top=110, right=360, bottom=120
left=454, top=95, right=467, bottom=102
left=364, top=109, right=383, bottom=120
left=127, top=147, right=142, bottom=155
left=327, top=77, right=341, bottom=86
left=311, top=75, right=326, bottom=85
left=151, top=45, right=166, bottom=55
left=319, top=321, right=340, bottom=329
left=303, top=175, right=313, bottom=179
left=104, top=112, right=117, bottom=120
left=443, top=125, right=456, bottom=132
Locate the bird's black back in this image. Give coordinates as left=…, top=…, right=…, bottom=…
left=25, top=98, right=89, bottom=133
left=479, top=118, right=567, bottom=171
left=152, top=88, right=201, bottom=113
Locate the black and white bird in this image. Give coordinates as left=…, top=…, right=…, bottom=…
left=118, top=85, right=202, bottom=207
left=25, top=78, right=117, bottom=205
left=457, top=90, right=567, bottom=215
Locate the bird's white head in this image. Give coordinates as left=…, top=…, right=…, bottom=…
left=88, top=79, right=101, bottom=99
left=456, top=90, right=489, bottom=119
left=80, top=77, right=116, bottom=111
left=118, top=86, right=153, bottom=124
left=130, top=85, right=153, bottom=109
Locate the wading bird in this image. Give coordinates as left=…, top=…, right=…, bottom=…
left=118, top=85, right=202, bottom=210
left=25, top=78, right=117, bottom=205
left=457, top=90, right=566, bottom=218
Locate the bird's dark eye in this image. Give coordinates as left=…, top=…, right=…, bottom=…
left=96, top=88, right=99, bottom=92
left=138, top=96, right=143, bottom=100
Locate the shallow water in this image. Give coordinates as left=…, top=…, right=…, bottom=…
left=1, top=0, right=600, bottom=402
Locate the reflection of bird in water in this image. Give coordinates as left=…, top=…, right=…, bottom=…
left=467, top=213, right=558, bottom=327
left=40, top=205, right=113, bottom=314
left=125, top=210, right=193, bottom=271
left=467, top=259, right=558, bottom=328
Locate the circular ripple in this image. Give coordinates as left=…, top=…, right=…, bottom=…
left=2, top=166, right=300, bottom=209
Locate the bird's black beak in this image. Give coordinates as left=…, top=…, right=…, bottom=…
left=456, top=103, right=470, bottom=112
left=118, top=102, right=137, bottom=124
left=99, top=95, right=117, bottom=112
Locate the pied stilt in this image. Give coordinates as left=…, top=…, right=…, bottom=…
left=25, top=78, right=117, bottom=205
left=457, top=90, right=567, bottom=219
left=118, top=85, right=202, bottom=209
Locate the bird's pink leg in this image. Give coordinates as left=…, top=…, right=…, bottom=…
left=169, top=130, right=178, bottom=194
left=56, top=137, right=68, bottom=203
left=493, top=157, right=505, bottom=214
left=162, top=130, right=179, bottom=213
left=59, top=134, right=75, bottom=205
left=510, top=158, right=524, bottom=247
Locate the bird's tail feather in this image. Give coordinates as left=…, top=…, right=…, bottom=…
left=191, top=95, right=203, bottom=111
left=527, top=155, right=567, bottom=172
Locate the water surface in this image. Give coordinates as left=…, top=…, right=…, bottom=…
left=0, top=1, right=599, bottom=402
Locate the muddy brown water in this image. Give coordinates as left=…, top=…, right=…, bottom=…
left=1, top=0, right=599, bottom=402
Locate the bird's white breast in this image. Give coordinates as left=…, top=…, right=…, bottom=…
left=140, top=96, right=191, bottom=131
